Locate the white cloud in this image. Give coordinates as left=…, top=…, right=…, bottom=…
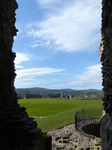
left=31, top=40, right=50, bottom=48
left=27, top=0, right=101, bottom=52
left=15, top=67, right=65, bottom=88
left=70, top=64, right=102, bottom=89
left=15, top=53, right=30, bottom=68
left=15, top=78, right=49, bottom=88
left=15, top=64, right=102, bottom=89
left=16, top=67, right=65, bottom=79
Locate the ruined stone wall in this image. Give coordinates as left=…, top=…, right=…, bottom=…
left=99, top=0, right=112, bottom=149
left=98, top=36, right=103, bottom=63
left=0, top=1, right=45, bottom=149
left=0, top=0, right=18, bottom=106
left=100, top=0, right=112, bottom=115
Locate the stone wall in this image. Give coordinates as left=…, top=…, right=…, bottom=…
left=0, top=1, right=44, bottom=149
left=48, top=124, right=101, bottom=150
left=0, top=0, right=18, bottom=107
left=99, top=0, right=112, bottom=149
left=100, top=0, right=112, bottom=115
left=98, top=36, right=103, bottom=63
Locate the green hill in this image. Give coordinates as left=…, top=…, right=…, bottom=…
left=16, top=87, right=103, bottom=94
left=16, top=87, right=103, bottom=99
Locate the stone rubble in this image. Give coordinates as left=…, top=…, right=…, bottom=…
left=47, top=124, right=96, bottom=150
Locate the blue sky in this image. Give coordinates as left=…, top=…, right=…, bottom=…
left=13, top=0, right=102, bottom=90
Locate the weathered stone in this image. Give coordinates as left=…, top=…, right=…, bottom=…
left=0, top=1, right=46, bottom=149
left=98, top=0, right=112, bottom=149
left=48, top=124, right=95, bottom=150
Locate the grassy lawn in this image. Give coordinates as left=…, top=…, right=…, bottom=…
left=18, top=98, right=103, bottom=133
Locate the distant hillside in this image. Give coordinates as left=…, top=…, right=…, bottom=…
left=16, top=87, right=104, bottom=99
left=15, top=87, right=103, bottom=95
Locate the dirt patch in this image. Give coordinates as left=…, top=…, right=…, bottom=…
left=30, top=116, right=47, bottom=119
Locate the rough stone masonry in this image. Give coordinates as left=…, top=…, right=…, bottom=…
left=99, top=0, right=112, bottom=149
left=0, top=1, right=44, bottom=149
left=47, top=124, right=96, bottom=150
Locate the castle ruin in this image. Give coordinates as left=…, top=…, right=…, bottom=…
left=99, top=0, right=112, bottom=149
left=0, top=1, right=44, bottom=149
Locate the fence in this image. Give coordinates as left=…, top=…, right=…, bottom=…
left=75, top=108, right=103, bottom=138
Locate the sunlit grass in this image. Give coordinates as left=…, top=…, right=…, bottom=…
left=18, top=98, right=103, bottom=133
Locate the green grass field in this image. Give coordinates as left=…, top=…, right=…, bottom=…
left=18, top=98, right=103, bottom=133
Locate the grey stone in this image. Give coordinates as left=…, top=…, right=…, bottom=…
left=99, top=0, right=112, bottom=149
left=0, top=1, right=45, bottom=149
left=48, top=124, right=95, bottom=150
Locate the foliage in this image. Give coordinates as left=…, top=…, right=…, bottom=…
left=74, top=92, right=104, bottom=100
left=16, top=87, right=103, bottom=99
left=18, top=98, right=103, bottom=133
